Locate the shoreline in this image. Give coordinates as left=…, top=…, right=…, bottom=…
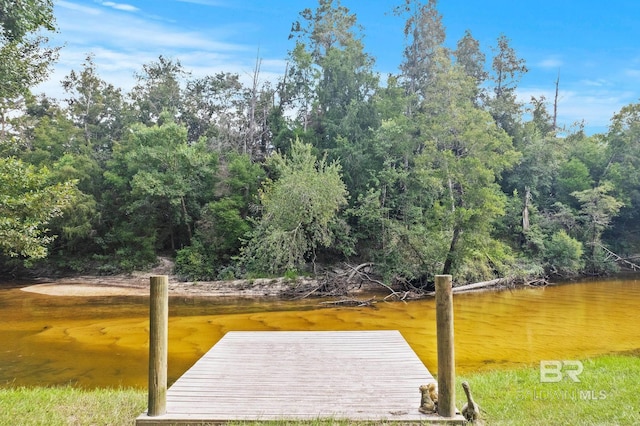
left=18, top=273, right=522, bottom=298
left=19, top=256, right=622, bottom=298
left=17, top=255, right=304, bottom=298
left=19, top=275, right=302, bottom=298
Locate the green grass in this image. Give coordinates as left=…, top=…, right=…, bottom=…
left=1, top=353, right=638, bottom=425
left=456, top=352, right=640, bottom=426
left=0, top=386, right=146, bottom=426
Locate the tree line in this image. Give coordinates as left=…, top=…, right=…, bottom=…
left=2, top=0, right=639, bottom=287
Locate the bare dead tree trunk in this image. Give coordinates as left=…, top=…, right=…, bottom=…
left=522, top=186, right=531, bottom=232
left=442, top=226, right=460, bottom=275
left=0, top=107, right=5, bottom=140
left=180, top=195, right=192, bottom=241
left=84, top=91, right=92, bottom=144
left=553, top=71, right=560, bottom=131
left=247, top=52, right=262, bottom=156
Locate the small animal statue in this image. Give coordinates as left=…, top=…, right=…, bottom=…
left=461, top=381, right=480, bottom=422
left=427, top=382, right=438, bottom=405
left=418, top=383, right=438, bottom=414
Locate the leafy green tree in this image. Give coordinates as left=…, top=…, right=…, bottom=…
left=565, top=132, right=608, bottom=183
left=9, top=96, right=82, bottom=164
left=281, top=42, right=317, bottom=134
left=349, top=185, right=448, bottom=285
left=181, top=72, right=243, bottom=145
left=498, top=120, right=606, bottom=267
left=22, top=98, right=99, bottom=185
left=602, top=103, right=640, bottom=253
left=175, top=198, right=251, bottom=280
left=287, top=0, right=379, bottom=196
left=356, top=52, right=519, bottom=284
left=486, top=34, right=528, bottom=137
left=543, top=230, right=584, bottom=276
left=62, top=55, right=128, bottom=164
left=176, top=153, right=264, bottom=280
left=241, top=140, right=350, bottom=274
left=103, top=117, right=217, bottom=269
left=3, top=95, right=101, bottom=266
left=0, top=0, right=58, bottom=101
left=453, top=29, right=487, bottom=102
left=130, top=56, right=188, bottom=125
left=528, top=95, right=555, bottom=136
left=0, top=157, right=76, bottom=262
left=572, top=182, right=622, bottom=272
left=0, top=90, right=102, bottom=267
left=348, top=75, right=442, bottom=283
left=394, top=0, right=447, bottom=112
left=417, top=52, right=520, bottom=278
left=0, top=0, right=55, bottom=41
left=0, top=0, right=58, bottom=149
left=5, top=0, right=638, bottom=283
left=47, top=154, right=99, bottom=256
left=503, top=127, right=563, bottom=211
left=555, top=158, right=593, bottom=208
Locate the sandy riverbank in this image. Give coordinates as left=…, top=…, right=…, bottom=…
left=18, top=257, right=299, bottom=298
left=19, top=276, right=300, bottom=298
left=17, top=258, right=514, bottom=299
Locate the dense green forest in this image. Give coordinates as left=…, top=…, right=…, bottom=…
left=2, top=0, right=639, bottom=287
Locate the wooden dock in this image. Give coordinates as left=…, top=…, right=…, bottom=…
left=136, top=330, right=464, bottom=424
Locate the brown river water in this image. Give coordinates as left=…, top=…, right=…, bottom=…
left=1, top=276, right=639, bottom=389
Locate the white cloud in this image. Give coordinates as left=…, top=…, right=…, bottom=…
left=624, top=68, right=640, bottom=78
left=580, top=78, right=610, bottom=87
left=175, top=0, right=228, bottom=6
left=517, top=86, right=635, bottom=133
left=56, top=4, right=243, bottom=52
left=538, top=57, right=563, bottom=69
left=100, top=2, right=139, bottom=13
left=38, top=0, right=287, bottom=100
left=56, top=1, right=101, bottom=15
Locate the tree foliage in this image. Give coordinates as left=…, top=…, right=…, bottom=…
left=2, top=0, right=638, bottom=283
left=486, top=34, right=528, bottom=137
left=61, top=55, right=127, bottom=164
left=394, top=0, right=447, bottom=108
left=0, top=0, right=58, bottom=100
left=175, top=153, right=263, bottom=280
left=0, top=157, right=76, bottom=261
left=106, top=117, right=217, bottom=256
left=454, top=29, right=487, bottom=97
left=0, top=0, right=55, bottom=41
left=287, top=0, right=379, bottom=197
left=417, top=53, right=519, bottom=278
left=543, top=230, right=584, bottom=276
left=241, top=139, right=349, bottom=274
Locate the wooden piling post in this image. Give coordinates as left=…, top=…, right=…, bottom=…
left=435, top=274, right=455, bottom=418
left=148, top=275, right=168, bottom=417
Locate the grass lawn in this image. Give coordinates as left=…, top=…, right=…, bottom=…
left=0, top=387, right=146, bottom=426
left=456, top=352, right=640, bottom=425
left=0, top=353, right=638, bottom=425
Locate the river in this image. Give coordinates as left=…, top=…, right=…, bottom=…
left=0, top=276, right=639, bottom=389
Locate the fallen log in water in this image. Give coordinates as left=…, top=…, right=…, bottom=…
left=424, top=278, right=510, bottom=296
left=319, top=297, right=378, bottom=307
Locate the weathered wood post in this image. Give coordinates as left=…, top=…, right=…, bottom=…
left=148, top=275, right=168, bottom=417
left=435, top=274, right=455, bottom=418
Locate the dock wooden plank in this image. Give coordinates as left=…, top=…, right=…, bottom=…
left=136, top=330, right=464, bottom=424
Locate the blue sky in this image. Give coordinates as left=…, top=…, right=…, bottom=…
left=40, top=0, right=640, bottom=135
